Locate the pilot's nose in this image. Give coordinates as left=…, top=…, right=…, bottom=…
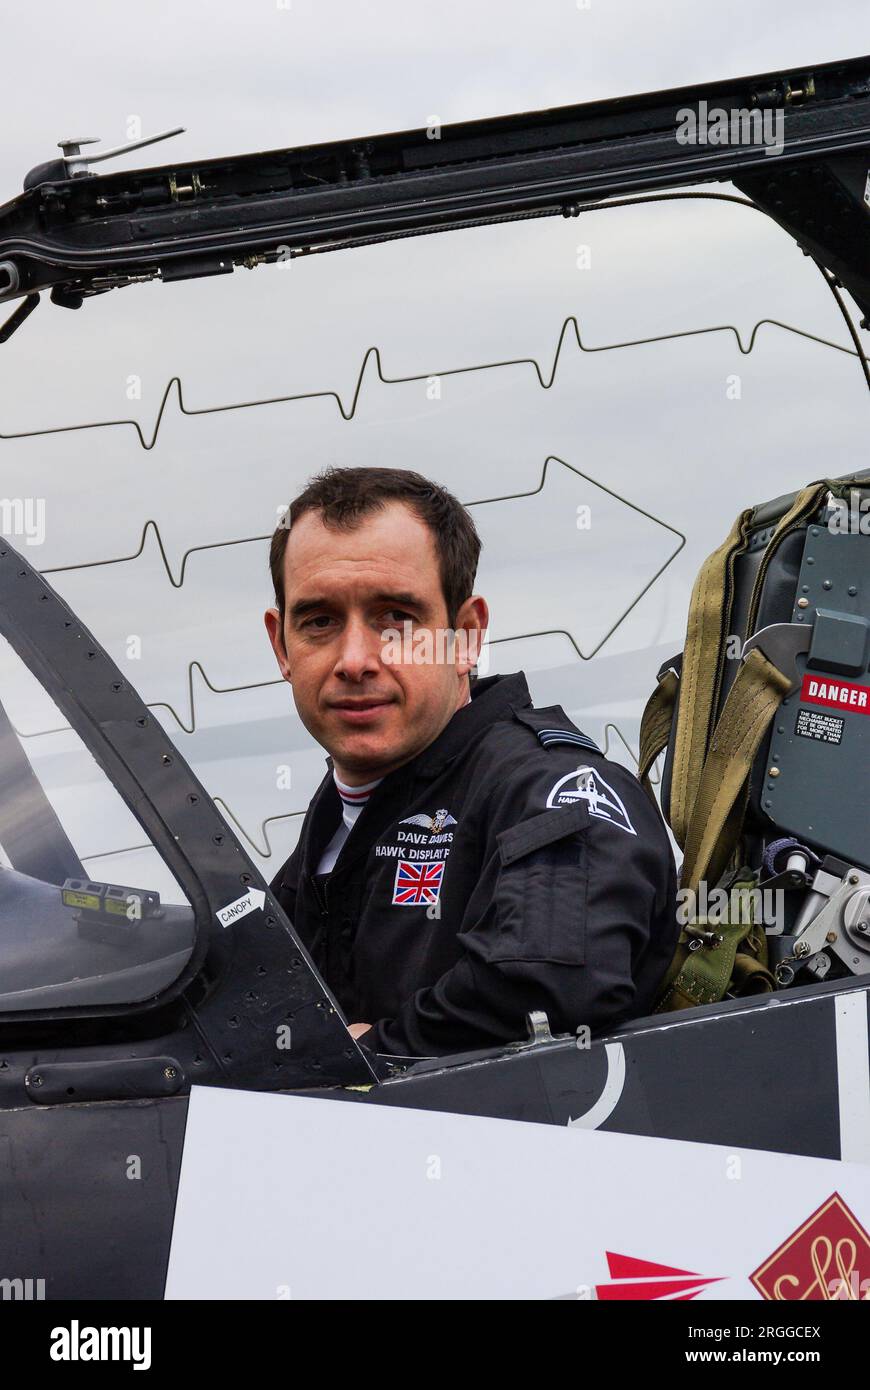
left=333, top=617, right=382, bottom=683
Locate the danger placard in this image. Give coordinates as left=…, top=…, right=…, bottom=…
left=800, top=675, right=870, bottom=714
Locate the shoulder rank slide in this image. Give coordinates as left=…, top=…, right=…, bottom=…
left=536, top=728, right=600, bottom=753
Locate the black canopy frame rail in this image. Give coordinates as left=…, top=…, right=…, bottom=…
left=0, top=54, right=868, bottom=335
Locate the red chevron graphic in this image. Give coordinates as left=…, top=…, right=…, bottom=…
left=595, top=1252, right=724, bottom=1301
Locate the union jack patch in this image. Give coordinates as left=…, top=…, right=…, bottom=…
left=392, top=859, right=445, bottom=906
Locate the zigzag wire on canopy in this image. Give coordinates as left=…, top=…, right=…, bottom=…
left=2, top=312, right=862, bottom=451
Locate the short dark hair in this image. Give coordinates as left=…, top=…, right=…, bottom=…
left=270, top=467, right=481, bottom=625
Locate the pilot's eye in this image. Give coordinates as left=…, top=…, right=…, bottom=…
left=383, top=610, right=415, bottom=625
left=303, top=615, right=335, bottom=631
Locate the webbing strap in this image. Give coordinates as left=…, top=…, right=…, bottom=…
left=669, top=509, right=752, bottom=849
left=730, top=949, right=776, bottom=995
left=637, top=668, right=678, bottom=803
left=655, top=918, right=751, bottom=1011
left=655, top=879, right=773, bottom=1013
left=675, top=481, right=834, bottom=890
left=679, top=648, right=792, bottom=897
left=744, top=481, right=831, bottom=635
left=667, top=480, right=836, bottom=854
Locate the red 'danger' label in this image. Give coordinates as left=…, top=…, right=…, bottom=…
left=800, top=674, right=870, bottom=714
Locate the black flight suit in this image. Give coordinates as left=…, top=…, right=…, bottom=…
left=271, top=671, right=678, bottom=1057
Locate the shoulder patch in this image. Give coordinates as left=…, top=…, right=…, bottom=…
left=546, top=765, right=636, bottom=836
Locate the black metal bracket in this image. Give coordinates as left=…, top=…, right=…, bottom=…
left=0, top=292, right=39, bottom=342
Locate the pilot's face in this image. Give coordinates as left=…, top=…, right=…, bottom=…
left=265, top=502, right=487, bottom=784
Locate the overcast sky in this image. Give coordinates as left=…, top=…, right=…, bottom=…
left=5, top=0, right=870, bottom=183
left=3, top=1, right=869, bottom=877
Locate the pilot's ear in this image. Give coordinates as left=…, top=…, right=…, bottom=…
left=264, top=607, right=292, bottom=682
left=453, top=595, right=489, bottom=675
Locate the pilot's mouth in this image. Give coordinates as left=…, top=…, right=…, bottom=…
left=329, top=698, right=395, bottom=724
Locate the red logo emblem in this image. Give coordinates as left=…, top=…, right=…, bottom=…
left=750, top=1192, right=870, bottom=1300
left=595, top=1252, right=723, bottom=1301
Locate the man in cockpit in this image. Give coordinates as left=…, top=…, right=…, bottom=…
left=265, top=466, right=677, bottom=1056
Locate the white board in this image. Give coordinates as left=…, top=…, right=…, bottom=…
left=165, top=1086, right=870, bottom=1300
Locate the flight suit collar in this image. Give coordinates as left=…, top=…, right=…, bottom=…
left=294, top=771, right=342, bottom=883
left=412, top=670, right=532, bottom=777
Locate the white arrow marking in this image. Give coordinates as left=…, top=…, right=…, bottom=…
left=216, top=888, right=266, bottom=929
left=567, top=1043, right=627, bottom=1129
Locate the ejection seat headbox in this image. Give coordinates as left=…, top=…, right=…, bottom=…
left=644, top=471, right=870, bottom=885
